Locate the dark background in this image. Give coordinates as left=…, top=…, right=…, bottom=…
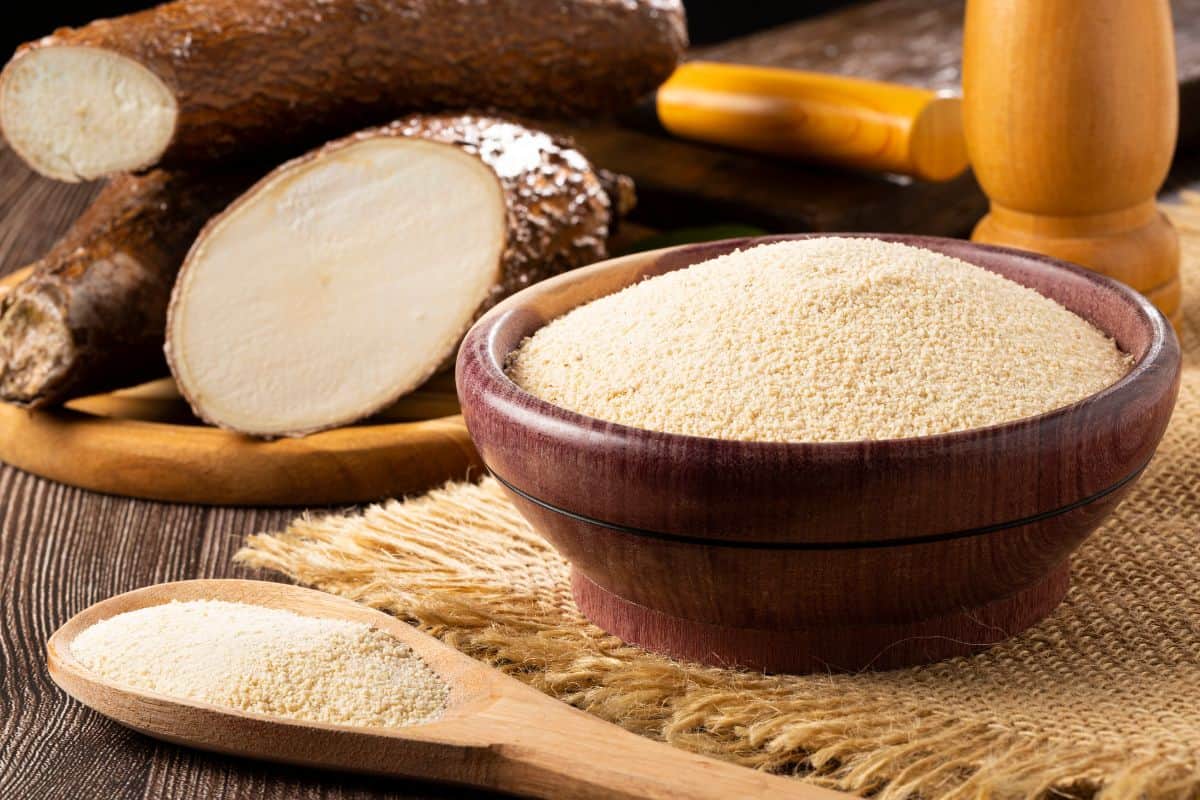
left=2, top=1, right=857, bottom=54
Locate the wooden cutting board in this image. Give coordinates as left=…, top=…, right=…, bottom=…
left=557, top=0, right=1200, bottom=236
left=0, top=392, right=478, bottom=506
left=0, top=265, right=480, bottom=506
left=0, top=153, right=491, bottom=506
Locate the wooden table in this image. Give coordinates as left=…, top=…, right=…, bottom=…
left=0, top=148, right=510, bottom=799
left=6, top=48, right=1200, bottom=794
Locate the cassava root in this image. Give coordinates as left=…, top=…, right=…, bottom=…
left=0, top=0, right=686, bottom=181
left=165, top=113, right=633, bottom=438
left=0, top=170, right=255, bottom=406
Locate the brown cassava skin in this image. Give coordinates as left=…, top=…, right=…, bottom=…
left=3, top=0, right=686, bottom=176
left=384, top=114, right=631, bottom=321
left=166, top=113, right=633, bottom=437
left=0, top=170, right=254, bottom=407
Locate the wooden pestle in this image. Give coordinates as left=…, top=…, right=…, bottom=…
left=963, top=0, right=1181, bottom=326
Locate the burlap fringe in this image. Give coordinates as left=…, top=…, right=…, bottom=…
left=238, top=204, right=1200, bottom=799
left=237, top=477, right=1199, bottom=800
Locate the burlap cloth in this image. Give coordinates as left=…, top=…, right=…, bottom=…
left=238, top=204, right=1200, bottom=800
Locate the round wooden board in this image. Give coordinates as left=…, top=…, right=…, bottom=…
left=0, top=269, right=481, bottom=506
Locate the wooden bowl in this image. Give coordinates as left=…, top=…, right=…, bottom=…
left=456, top=234, right=1181, bottom=673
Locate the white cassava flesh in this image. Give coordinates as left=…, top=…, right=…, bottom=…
left=167, top=138, right=505, bottom=437
left=0, top=47, right=177, bottom=182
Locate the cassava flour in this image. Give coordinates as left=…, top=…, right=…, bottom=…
left=71, top=600, right=447, bottom=728
left=506, top=238, right=1132, bottom=442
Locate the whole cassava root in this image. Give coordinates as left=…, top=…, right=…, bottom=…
left=165, top=113, right=633, bottom=438
left=0, top=170, right=254, bottom=407
left=0, top=0, right=687, bottom=182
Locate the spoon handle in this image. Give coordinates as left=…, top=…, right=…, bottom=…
left=451, top=694, right=849, bottom=800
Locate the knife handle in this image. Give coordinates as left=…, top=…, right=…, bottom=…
left=656, top=61, right=968, bottom=182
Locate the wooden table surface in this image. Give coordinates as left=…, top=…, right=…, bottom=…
left=0, top=147, right=512, bottom=799
left=5, top=87, right=1200, bottom=799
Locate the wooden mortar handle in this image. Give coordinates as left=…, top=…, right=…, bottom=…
left=656, top=61, right=967, bottom=181
left=470, top=695, right=850, bottom=800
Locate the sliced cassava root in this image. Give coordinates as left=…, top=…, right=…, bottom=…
left=0, top=170, right=253, bottom=407
left=0, top=47, right=177, bottom=183
left=166, top=114, right=630, bottom=438
left=0, top=0, right=686, bottom=182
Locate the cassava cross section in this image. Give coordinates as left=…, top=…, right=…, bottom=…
left=0, top=0, right=686, bottom=182
left=0, top=170, right=254, bottom=407
left=165, top=114, right=633, bottom=438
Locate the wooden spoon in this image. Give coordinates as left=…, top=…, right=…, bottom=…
left=47, top=579, right=849, bottom=800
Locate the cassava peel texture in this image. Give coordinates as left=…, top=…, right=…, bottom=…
left=0, top=170, right=254, bottom=407
left=166, top=114, right=625, bottom=438
left=0, top=0, right=686, bottom=182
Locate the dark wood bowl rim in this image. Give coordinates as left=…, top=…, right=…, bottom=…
left=469, top=234, right=1172, bottom=450
left=459, top=233, right=1179, bottom=547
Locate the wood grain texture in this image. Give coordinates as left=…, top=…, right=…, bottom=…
left=0, top=143, right=502, bottom=799
left=964, top=0, right=1182, bottom=325
left=547, top=0, right=986, bottom=235
left=0, top=397, right=480, bottom=507
left=0, top=468, right=482, bottom=800
left=570, top=566, right=1070, bottom=673
left=694, top=0, right=967, bottom=91
left=2, top=26, right=1200, bottom=790
left=697, top=0, right=1200, bottom=145
left=457, top=235, right=1180, bottom=672
left=553, top=123, right=987, bottom=235
left=573, top=0, right=1200, bottom=236
left=0, top=265, right=482, bottom=507
left=48, top=580, right=848, bottom=800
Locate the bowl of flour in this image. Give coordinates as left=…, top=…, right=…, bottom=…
left=456, top=235, right=1181, bottom=673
